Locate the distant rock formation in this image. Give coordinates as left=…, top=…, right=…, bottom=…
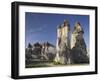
left=25, top=42, right=56, bottom=64
left=71, top=22, right=89, bottom=64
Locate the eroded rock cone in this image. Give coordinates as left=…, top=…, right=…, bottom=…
left=54, top=19, right=71, bottom=64
left=71, top=22, right=89, bottom=64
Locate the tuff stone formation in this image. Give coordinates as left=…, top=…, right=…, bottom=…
left=54, top=20, right=71, bottom=64
left=70, top=22, right=89, bottom=64
left=54, top=20, right=89, bottom=64
left=25, top=42, right=56, bottom=65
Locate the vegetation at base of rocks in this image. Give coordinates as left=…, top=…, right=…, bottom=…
left=26, top=64, right=50, bottom=68
left=53, top=61, right=63, bottom=65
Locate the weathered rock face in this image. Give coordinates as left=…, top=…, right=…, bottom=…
left=71, top=22, right=89, bottom=64
left=54, top=20, right=71, bottom=64
left=59, top=41, right=71, bottom=64
left=25, top=42, right=56, bottom=65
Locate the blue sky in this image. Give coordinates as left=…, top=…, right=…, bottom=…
left=25, top=12, right=89, bottom=48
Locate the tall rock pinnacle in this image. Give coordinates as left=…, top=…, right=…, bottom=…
left=71, top=22, right=89, bottom=64
left=54, top=19, right=71, bottom=64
